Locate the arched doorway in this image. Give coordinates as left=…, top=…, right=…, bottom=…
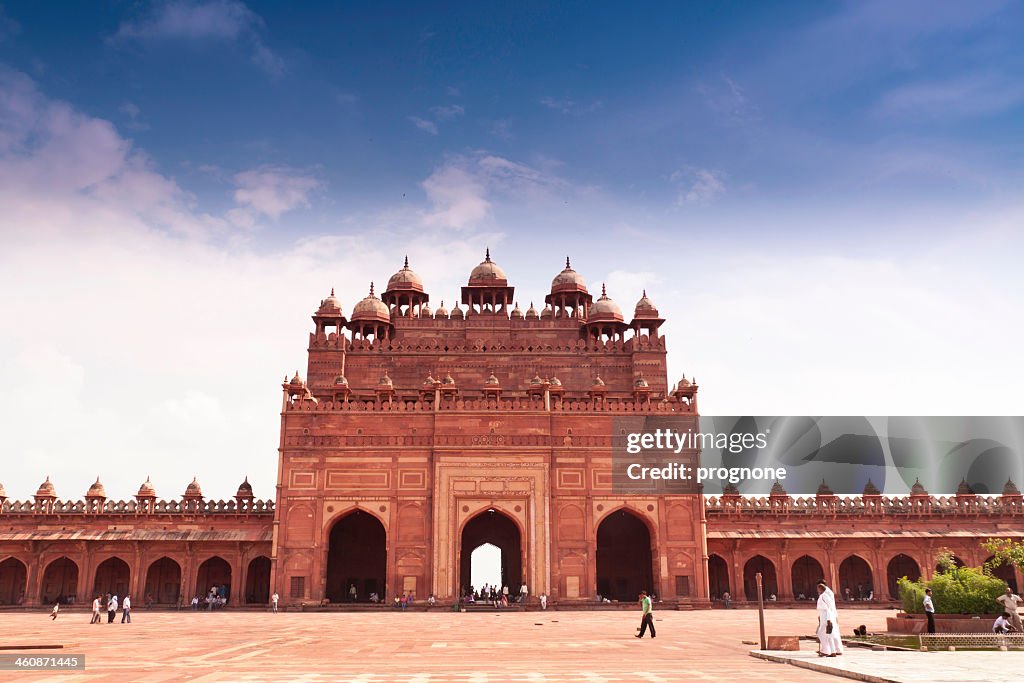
left=246, top=556, right=272, bottom=604
left=984, top=556, right=1018, bottom=592
left=470, top=543, right=502, bottom=591
left=326, top=510, right=387, bottom=603
left=596, top=509, right=653, bottom=602
left=791, top=555, right=824, bottom=601
left=743, top=555, right=778, bottom=601
left=0, top=558, right=27, bottom=605
left=93, top=557, right=131, bottom=598
left=460, top=509, right=522, bottom=599
left=839, top=555, right=873, bottom=600
left=41, top=557, right=78, bottom=604
left=144, top=557, right=181, bottom=605
left=708, top=554, right=729, bottom=600
left=886, top=554, right=921, bottom=599
left=195, top=557, right=232, bottom=602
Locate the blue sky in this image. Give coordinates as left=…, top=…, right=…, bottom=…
left=0, top=1, right=1022, bottom=500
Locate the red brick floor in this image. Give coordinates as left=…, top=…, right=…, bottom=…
left=1, top=607, right=892, bottom=682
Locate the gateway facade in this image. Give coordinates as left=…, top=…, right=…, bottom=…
left=1, top=254, right=1021, bottom=608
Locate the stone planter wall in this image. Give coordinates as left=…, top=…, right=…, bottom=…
left=887, top=612, right=998, bottom=634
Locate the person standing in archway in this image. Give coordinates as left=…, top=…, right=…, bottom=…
left=349, top=583, right=357, bottom=602
left=635, top=591, right=655, bottom=638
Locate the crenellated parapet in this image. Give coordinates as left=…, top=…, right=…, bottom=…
left=0, top=497, right=275, bottom=516
left=282, top=395, right=697, bottom=413
left=705, top=493, right=1024, bottom=517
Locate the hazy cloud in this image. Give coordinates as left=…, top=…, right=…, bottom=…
left=232, top=165, right=322, bottom=221
left=873, top=73, right=1024, bottom=120
left=430, top=104, right=465, bottom=121
left=672, top=167, right=727, bottom=204
left=539, top=96, right=604, bottom=115
left=408, top=116, right=439, bottom=135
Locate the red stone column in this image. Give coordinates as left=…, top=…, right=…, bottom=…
left=25, top=546, right=42, bottom=607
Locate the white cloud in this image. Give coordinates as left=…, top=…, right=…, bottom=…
left=113, top=0, right=284, bottom=75
left=408, top=116, right=439, bottom=135
left=696, top=75, right=759, bottom=125
left=672, top=167, right=727, bottom=204
left=232, top=165, right=322, bottom=221
left=430, top=104, right=464, bottom=121
left=873, top=73, right=1024, bottom=120
left=539, top=96, right=604, bottom=115
left=421, top=163, right=489, bottom=228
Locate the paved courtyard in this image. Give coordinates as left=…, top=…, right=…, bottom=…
left=2, top=607, right=891, bottom=682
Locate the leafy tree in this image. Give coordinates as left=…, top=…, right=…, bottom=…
left=983, top=538, right=1024, bottom=571
left=898, top=547, right=1007, bottom=615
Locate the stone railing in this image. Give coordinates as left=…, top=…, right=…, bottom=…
left=705, top=494, right=1024, bottom=516
left=308, top=333, right=666, bottom=354
left=286, top=396, right=693, bottom=414
left=0, top=498, right=275, bottom=516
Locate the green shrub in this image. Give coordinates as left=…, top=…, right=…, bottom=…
left=898, top=565, right=1007, bottom=615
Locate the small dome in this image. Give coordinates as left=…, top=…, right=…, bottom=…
left=449, top=303, right=464, bottom=319
left=442, top=373, right=456, bottom=385
left=468, top=248, right=508, bottom=285
left=862, top=479, right=880, bottom=496
left=633, top=290, right=660, bottom=318
left=634, top=376, right=649, bottom=388
left=770, top=480, right=788, bottom=496
left=525, top=302, right=539, bottom=320
left=236, top=477, right=253, bottom=498
left=419, top=302, right=432, bottom=317
left=816, top=479, right=834, bottom=496
left=317, top=288, right=343, bottom=315
left=35, top=476, right=56, bottom=498
left=485, top=373, right=500, bottom=385
left=510, top=302, right=522, bottom=319
left=290, top=372, right=303, bottom=386
left=722, top=481, right=740, bottom=496
left=592, top=375, right=605, bottom=386
left=137, top=477, right=156, bottom=498
left=550, top=257, right=588, bottom=293
left=678, top=374, right=691, bottom=388
left=87, top=477, right=106, bottom=498
left=351, top=283, right=391, bottom=323
left=423, top=374, right=437, bottom=386
left=587, top=284, right=624, bottom=323
left=910, top=477, right=928, bottom=495
left=386, top=256, right=424, bottom=293
left=549, top=376, right=562, bottom=387
left=1004, top=478, right=1020, bottom=496
left=378, top=372, right=393, bottom=387
left=334, top=374, right=349, bottom=386
left=957, top=478, right=974, bottom=495
left=435, top=300, right=449, bottom=318
left=530, top=375, right=544, bottom=385
left=184, top=477, right=203, bottom=497
left=541, top=304, right=553, bottom=319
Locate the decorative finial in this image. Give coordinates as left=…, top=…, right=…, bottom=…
left=485, top=247, right=491, bottom=261
left=404, top=255, right=409, bottom=268
left=601, top=283, right=607, bottom=296
left=330, top=287, right=335, bottom=296
left=566, top=256, right=571, bottom=268
left=369, top=282, right=375, bottom=296
left=642, top=288, right=647, bottom=297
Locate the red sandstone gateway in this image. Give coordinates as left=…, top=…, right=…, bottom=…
left=0, top=254, right=1020, bottom=609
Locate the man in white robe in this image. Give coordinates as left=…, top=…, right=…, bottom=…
left=816, top=582, right=843, bottom=656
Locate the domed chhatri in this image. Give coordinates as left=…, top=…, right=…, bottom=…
left=816, top=479, right=834, bottom=496
left=35, top=476, right=56, bottom=498
left=770, top=480, right=788, bottom=497
left=485, top=373, right=500, bottom=385
left=550, top=256, right=588, bottom=293
left=633, top=290, right=659, bottom=318
left=1004, top=478, right=1021, bottom=496
left=317, top=288, right=343, bottom=315
left=546, top=257, right=593, bottom=317
left=510, top=302, right=523, bottom=319
left=184, top=477, right=203, bottom=498
left=587, top=284, right=624, bottom=323
left=468, top=248, right=508, bottom=285
left=382, top=256, right=429, bottom=317
left=378, top=371, right=394, bottom=387
left=525, top=302, right=539, bottom=320
left=434, top=300, right=448, bottom=318
left=236, top=477, right=254, bottom=498
left=910, top=477, right=928, bottom=496
left=86, top=477, right=106, bottom=498
left=137, top=476, right=156, bottom=498
left=350, top=283, right=391, bottom=323
left=386, top=256, right=425, bottom=293
left=862, top=479, right=881, bottom=496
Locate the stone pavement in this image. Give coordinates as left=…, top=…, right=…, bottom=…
left=753, top=647, right=1024, bottom=683
left=0, top=607, right=892, bottom=682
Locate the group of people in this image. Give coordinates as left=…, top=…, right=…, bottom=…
left=189, top=585, right=229, bottom=610
left=88, top=593, right=131, bottom=624
left=922, top=585, right=1024, bottom=635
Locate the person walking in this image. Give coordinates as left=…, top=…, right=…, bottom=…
left=923, top=588, right=936, bottom=634
left=635, top=591, right=656, bottom=638
left=107, top=595, right=118, bottom=624
left=121, top=595, right=131, bottom=623
left=349, top=583, right=358, bottom=602
left=91, top=595, right=102, bottom=624
left=520, top=583, right=528, bottom=603
left=271, top=592, right=279, bottom=613
left=996, top=587, right=1023, bottom=632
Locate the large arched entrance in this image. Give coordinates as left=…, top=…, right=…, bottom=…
left=596, top=509, right=653, bottom=602
left=460, top=509, right=522, bottom=598
left=708, top=554, right=729, bottom=600
left=41, top=557, right=78, bottom=604
left=93, top=557, right=131, bottom=598
left=791, top=555, right=824, bottom=601
left=195, top=556, right=232, bottom=602
left=144, top=557, right=181, bottom=605
left=886, top=554, right=921, bottom=599
left=326, top=510, right=387, bottom=603
left=839, top=555, right=873, bottom=600
left=985, top=556, right=1018, bottom=592
left=743, top=555, right=778, bottom=601
left=0, top=558, right=27, bottom=605
left=246, top=556, right=272, bottom=604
